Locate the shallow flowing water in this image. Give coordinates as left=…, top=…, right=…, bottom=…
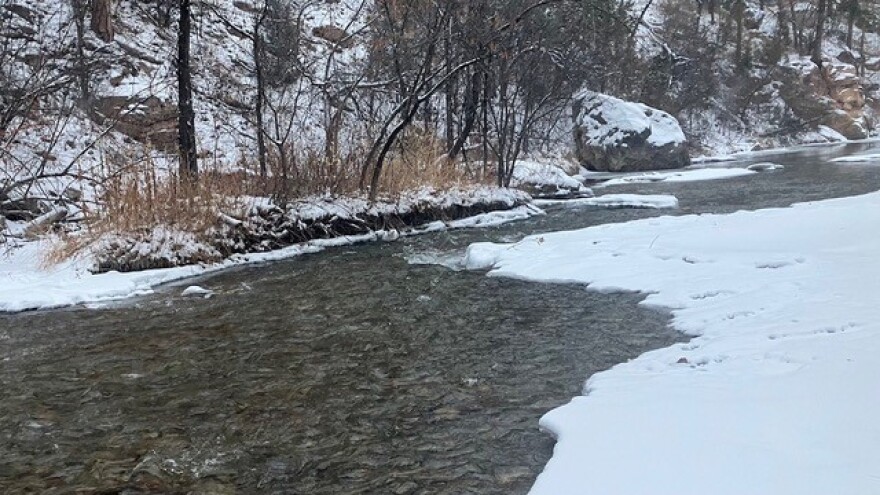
left=2, top=142, right=880, bottom=494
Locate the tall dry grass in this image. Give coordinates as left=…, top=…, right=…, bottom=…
left=48, top=132, right=488, bottom=264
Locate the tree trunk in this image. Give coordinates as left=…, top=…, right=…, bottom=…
left=444, top=18, right=456, bottom=154
left=254, top=6, right=268, bottom=178
left=788, top=0, right=800, bottom=50
left=846, top=0, right=859, bottom=48
left=734, top=0, right=744, bottom=67
left=72, top=0, right=90, bottom=105
left=177, top=0, right=198, bottom=180
left=91, top=0, right=115, bottom=42
left=448, top=70, right=480, bottom=161
left=811, top=0, right=828, bottom=68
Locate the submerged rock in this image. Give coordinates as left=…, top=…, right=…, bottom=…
left=182, top=285, right=214, bottom=297
left=572, top=92, right=690, bottom=172
left=747, top=162, right=785, bottom=172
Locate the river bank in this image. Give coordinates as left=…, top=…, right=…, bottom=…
left=465, top=145, right=880, bottom=494
left=3, top=141, right=880, bottom=493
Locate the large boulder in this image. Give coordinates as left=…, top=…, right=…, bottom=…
left=572, top=92, right=690, bottom=172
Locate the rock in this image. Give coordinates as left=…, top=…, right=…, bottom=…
left=312, top=25, right=353, bottom=47
left=747, top=162, right=784, bottom=172
left=379, top=229, right=400, bottom=242
left=190, top=479, right=237, bottom=495
left=127, top=456, right=173, bottom=492
left=780, top=65, right=869, bottom=140
left=572, top=92, right=690, bottom=172
left=510, top=160, right=589, bottom=198
left=182, top=286, right=214, bottom=297
left=62, top=187, right=83, bottom=202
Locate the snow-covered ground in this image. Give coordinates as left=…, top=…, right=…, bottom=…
left=0, top=204, right=540, bottom=312
left=465, top=192, right=880, bottom=494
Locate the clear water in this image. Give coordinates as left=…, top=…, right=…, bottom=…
left=2, top=141, right=880, bottom=494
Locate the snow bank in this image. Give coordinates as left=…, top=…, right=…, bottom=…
left=465, top=192, right=880, bottom=494
left=597, top=167, right=756, bottom=186
left=533, top=194, right=678, bottom=209
left=0, top=200, right=542, bottom=312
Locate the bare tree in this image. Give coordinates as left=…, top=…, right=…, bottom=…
left=177, top=0, right=198, bottom=179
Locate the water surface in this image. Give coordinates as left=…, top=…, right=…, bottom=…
left=2, top=142, right=880, bottom=494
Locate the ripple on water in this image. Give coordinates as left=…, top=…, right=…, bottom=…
left=3, top=142, right=880, bottom=493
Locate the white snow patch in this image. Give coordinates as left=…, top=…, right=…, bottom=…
left=747, top=162, right=785, bottom=171
left=575, top=91, right=686, bottom=148
left=464, top=192, right=880, bottom=495
left=511, top=161, right=585, bottom=191
left=533, top=194, right=678, bottom=209
left=597, top=167, right=756, bottom=186
left=181, top=285, right=214, bottom=297
left=831, top=153, right=880, bottom=163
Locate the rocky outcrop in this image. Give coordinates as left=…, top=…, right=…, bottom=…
left=572, top=92, right=690, bottom=172
left=780, top=60, right=871, bottom=140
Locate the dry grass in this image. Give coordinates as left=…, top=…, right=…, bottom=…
left=46, top=131, right=489, bottom=264
left=379, top=131, right=484, bottom=195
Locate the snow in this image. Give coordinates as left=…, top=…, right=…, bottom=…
left=464, top=191, right=880, bottom=494
left=831, top=153, right=880, bottom=163
left=510, top=160, right=585, bottom=191
left=0, top=202, right=541, bottom=313
left=596, top=167, right=756, bottom=186
left=533, top=194, right=678, bottom=209
left=181, top=285, right=214, bottom=297
left=575, top=92, right=686, bottom=148
left=747, top=162, right=785, bottom=171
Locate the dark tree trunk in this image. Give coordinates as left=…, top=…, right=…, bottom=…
left=448, top=70, right=480, bottom=161
left=91, top=0, right=115, bottom=42
left=734, top=0, right=744, bottom=67
left=254, top=6, right=268, bottom=178
left=812, top=0, right=828, bottom=68
left=444, top=23, right=456, bottom=154
left=846, top=0, right=859, bottom=48
left=481, top=68, right=490, bottom=179
left=177, top=0, right=198, bottom=179
left=72, top=0, right=90, bottom=105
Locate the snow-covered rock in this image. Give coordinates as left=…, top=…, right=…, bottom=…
left=181, top=285, right=214, bottom=297
left=747, top=162, right=785, bottom=171
left=510, top=160, right=590, bottom=197
left=533, top=194, right=678, bottom=209
left=572, top=92, right=690, bottom=172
